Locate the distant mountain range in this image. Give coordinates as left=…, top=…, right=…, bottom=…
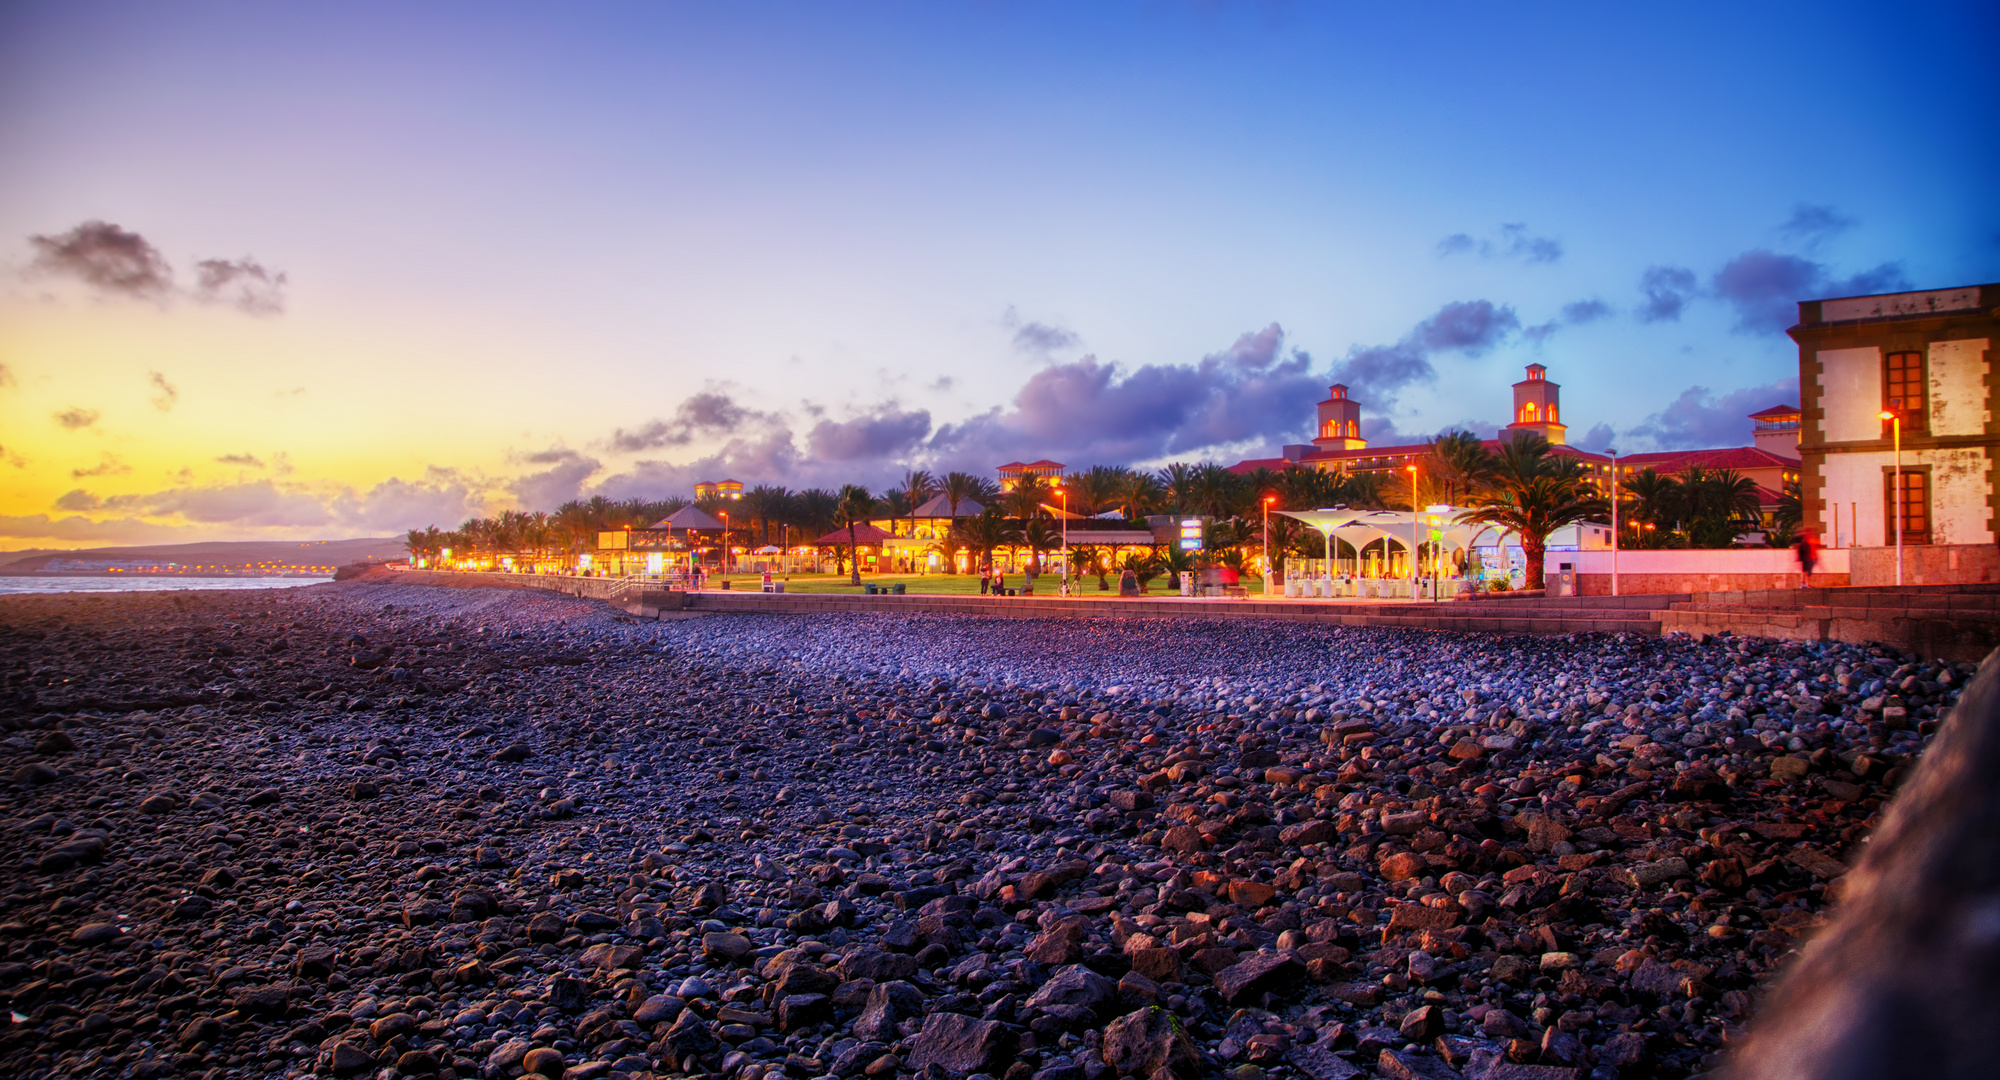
left=0, top=537, right=407, bottom=575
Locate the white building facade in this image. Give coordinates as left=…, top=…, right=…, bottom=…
left=1794, top=284, right=1999, bottom=585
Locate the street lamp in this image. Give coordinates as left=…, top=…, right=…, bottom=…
left=1606, top=448, right=1620, bottom=597
left=1881, top=407, right=1903, bottom=586
left=1057, top=483, right=1070, bottom=596
left=1405, top=462, right=1420, bottom=595
left=1262, top=496, right=1275, bottom=592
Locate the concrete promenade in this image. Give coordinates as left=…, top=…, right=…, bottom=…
left=368, top=568, right=2000, bottom=660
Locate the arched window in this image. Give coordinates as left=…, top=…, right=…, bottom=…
left=1523, top=402, right=1538, bottom=422
left=1549, top=404, right=1558, bottom=422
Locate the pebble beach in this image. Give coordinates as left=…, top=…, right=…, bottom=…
left=0, top=578, right=1962, bottom=1080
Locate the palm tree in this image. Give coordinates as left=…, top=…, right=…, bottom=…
left=1464, top=432, right=1609, bottom=590
left=899, top=470, right=936, bottom=536
left=1070, top=465, right=1129, bottom=517
left=1680, top=466, right=1763, bottom=548
left=1771, top=478, right=1803, bottom=547
left=741, top=485, right=792, bottom=546
left=1191, top=463, right=1240, bottom=520
left=939, top=471, right=984, bottom=519
left=1157, top=462, right=1200, bottom=516
left=1069, top=543, right=1112, bottom=590
left=1428, top=429, right=1498, bottom=506
left=1021, top=516, right=1062, bottom=576
left=952, top=507, right=1024, bottom=575
left=834, top=485, right=876, bottom=585
left=1005, top=474, right=1051, bottom=521
left=1115, top=470, right=1165, bottom=521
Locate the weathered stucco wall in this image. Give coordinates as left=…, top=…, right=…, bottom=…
left=1928, top=337, right=1991, bottom=436
left=1819, top=450, right=1891, bottom=546
left=1922, top=446, right=1995, bottom=545
left=1818, top=345, right=1883, bottom=442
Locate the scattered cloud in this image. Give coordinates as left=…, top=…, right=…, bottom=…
left=71, top=454, right=130, bottom=478
left=1329, top=300, right=1520, bottom=408
left=1572, top=423, right=1617, bottom=453
left=1012, top=322, right=1079, bottom=354
left=606, top=391, right=764, bottom=453
left=1637, top=265, right=1699, bottom=322
left=1003, top=306, right=1081, bottom=355
left=276, top=387, right=306, bottom=398
left=23, top=220, right=288, bottom=314
left=217, top=453, right=265, bottom=467
left=45, top=469, right=493, bottom=537
left=193, top=257, right=287, bottom=314
left=0, top=363, right=14, bottom=389
left=27, top=220, right=174, bottom=300
left=1777, top=203, right=1856, bottom=249
left=929, top=323, right=1323, bottom=468
left=807, top=404, right=934, bottom=462
left=1526, top=297, right=1614, bottom=344
left=1711, top=250, right=1908, bottom=333
left=508, top=448, right=601, bottom=510
left=0, top=444, right=24, bottom=468
left=148, top=370, right=178, bottom=411
left=1562, top=299, right=1612, bottom=325
left=54, top=407, right=100, bottom=430
left=1624, top=376, right=1801, bottom=450
left=1436, top=223, right=1562, bottom=264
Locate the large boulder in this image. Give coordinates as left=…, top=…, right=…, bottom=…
left=1101, top=1006, right=1204, bottom=1080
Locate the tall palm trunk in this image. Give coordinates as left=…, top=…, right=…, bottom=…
left=847, top=522, right=861, bottom=586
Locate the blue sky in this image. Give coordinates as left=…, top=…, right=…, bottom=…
left=0, top=1, right=1994, bottom=542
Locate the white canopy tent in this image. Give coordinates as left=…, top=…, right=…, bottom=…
left=1275, top=507, right=1527, bottom=589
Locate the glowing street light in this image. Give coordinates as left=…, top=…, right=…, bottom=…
left=1405, top=462, right=1420, bottom=593
left=1262, top=495, right=1274, bottom=588
left=1881, top=406, right=1903, bottom=586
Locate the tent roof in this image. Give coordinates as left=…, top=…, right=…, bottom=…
left=655, top=505, right=724, bottom=530
left=814, top=522, right=895, bottom=545
left=910, top=493, right=984, bottom=518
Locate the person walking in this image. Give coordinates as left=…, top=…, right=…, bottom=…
left=978, top=565, right=990, bottom=595
left=1794, top=529, right=1821, bottom=588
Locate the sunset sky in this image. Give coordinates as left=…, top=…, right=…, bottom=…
left=1, top=2, right=1993, bottom=547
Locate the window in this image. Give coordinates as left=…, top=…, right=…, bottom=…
left=1883, top=351, right=1928, bottom=436
left=1884, top=469, right=1930, bottom=545
left=1549, top=404, right=1559, bottom=423
left=1522, top=402, right=1538, bottom=422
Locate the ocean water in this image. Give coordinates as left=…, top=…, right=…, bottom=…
left=0, top=576, right=332, bottom=595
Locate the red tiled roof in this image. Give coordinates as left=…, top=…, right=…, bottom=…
left=1023, top=459, right=1065, bottom=469
left=1229, top=439, right=1616, bottom=474
left=1617, top=447, right=1796, bottom=471
left=1748, top=404, right=1801, bottom=420
left=813, top=523, right=895, bottom=545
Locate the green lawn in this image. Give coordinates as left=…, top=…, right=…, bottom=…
left=722, top=572, right=1270, bottom=596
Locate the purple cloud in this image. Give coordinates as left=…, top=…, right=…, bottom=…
left=1638, top=265, right=1699, bottom=322
left=608, top=391, right=762, bottom=453
left=28, top=220, right=173, bottom=299
left=807, top=405, right=933, bottom=461
left=194, top=257, right=287, bottom=315
left=1624, top=376, right=1801, bottom=450
left=1712, top=250, right=1908, bottom=333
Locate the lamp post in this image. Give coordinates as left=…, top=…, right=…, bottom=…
left=1262, top=496, right=1274, bottom=589
left=1405, top=462, right=1420, bottom=595
left=1057, top=483, right=1069, bottom=596
left=1607, top=448, right=1620, bottom=597
left=718, top=510, right=729, bottom=582
left=1881, top=407, right=1902, bottom=586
